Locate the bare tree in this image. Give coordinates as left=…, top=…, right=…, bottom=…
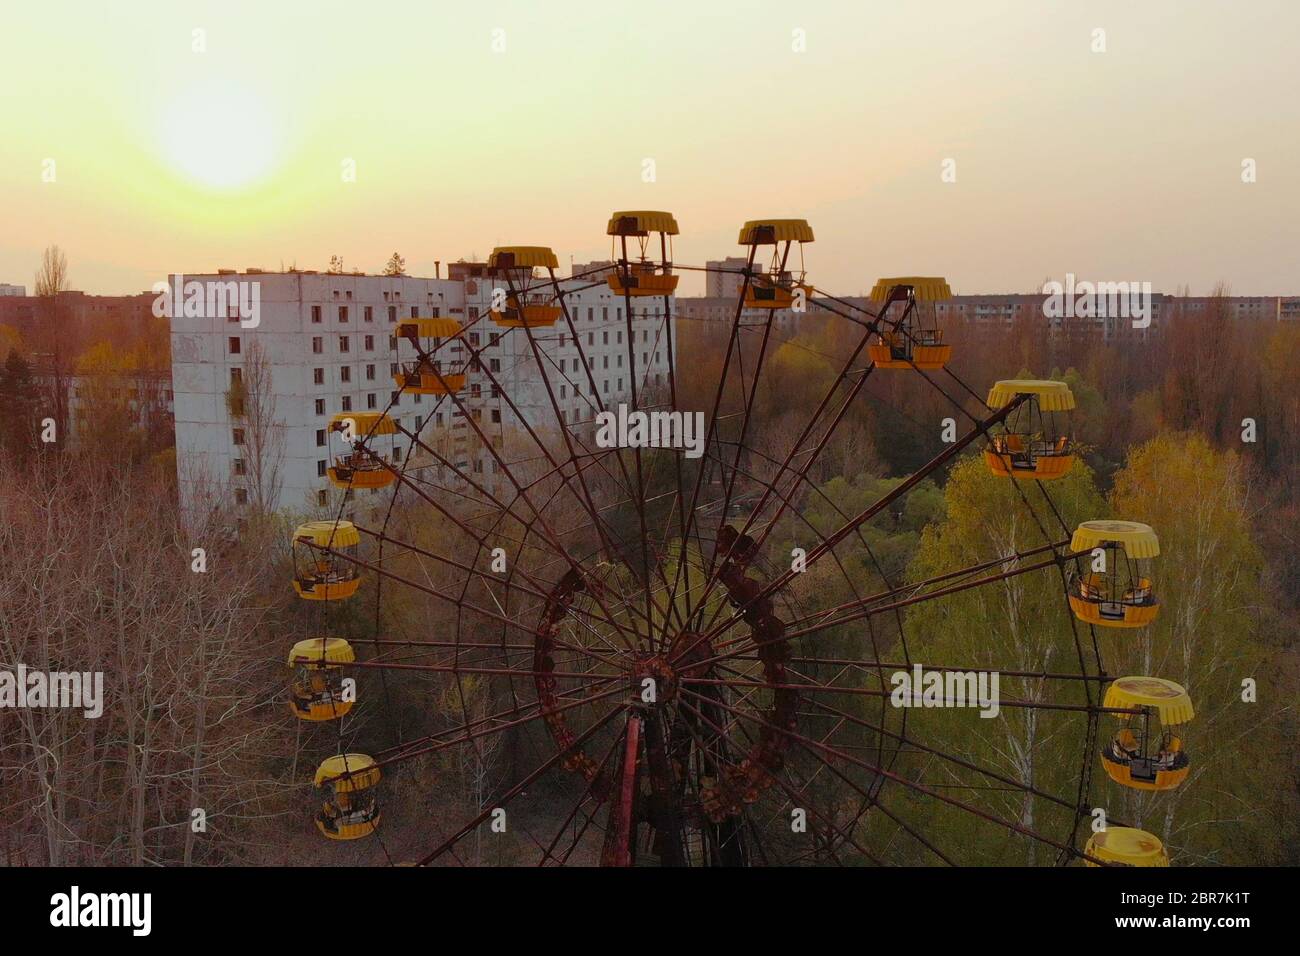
left=383, top=252, right=406, bottom=276
left=33, top=245, right=70, bottom=440
left=227, top=339, right=284, bottom=514
left=0, top=456, right=296, bottom=865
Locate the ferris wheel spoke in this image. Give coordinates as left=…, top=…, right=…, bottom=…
left=684, top=322, right=881, bottom=619
left=415, top=698, right=628, bottom=866
left=380, top=680, right=626, bottom=781
left=662, top=244, right=760, bottom=637
left=698, top=306, right=781, bottom=641
left=538, top=716, right=630, bottom=866
left=354, top=522, right=644, bottom=660
left=422, top=333, right=656, bottom=648
left=673, top=691, right=884, bottom=865
left=679, top=674, right=1125, bottom=715
left=797, top=694, right=1105, bottom=824
left=775, top=539, right=1069, bottom=639
left=677, top=684, right=1083, bottom=859
left=691, top=395, right=1031, bottom=652
left=474, top=312, right=674, bottom=647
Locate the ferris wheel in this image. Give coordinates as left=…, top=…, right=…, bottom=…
left=285, top=213, right=1192, bottom=867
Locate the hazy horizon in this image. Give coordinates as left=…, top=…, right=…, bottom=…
left=4, top=0, right=1298, bottom=298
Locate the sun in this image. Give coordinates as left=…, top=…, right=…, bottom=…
left=158, top=80, right=279, bottom=190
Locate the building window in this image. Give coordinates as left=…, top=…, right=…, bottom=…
left=341, top=396, right=352, bottom=411
left=390, top=391, right=401, bottom=405
left=233, top=458, right=246, bottom=476
left=339, top=335, right=350, bottom=353
left=232, top=427, right=245, bottom=445
left=366, top=364, right=375, bottom=381
left=228, top=336, right=241, bottom=354
left=341, top=366, right=352, bottom=383
left=490, top=358, right=500, bottom=372
left=317, top=490, right=328, bottom=506
left=313, top=368, right=325, bottom=385
left=230, top=367, right=242, bottom=383
left=491, top=409, right=501, bottom=423
left=388, top=305, right=397, bottom=322
left=315, top=398, right=325, bottom=415
left=339, top=306, right=349, bottom=323
left=364, top=334, right=374, bottom=351
left=489, top=333, right=500, bottom=347
left=364, top=306, right=373, bottom=322
left=312, top=305, right=322, bottom=323
left=367, top=393, right=377, bottom=409
left=235, top=488, right=248, bottom=504
left=410, top=306, right=419, bottom=318
left=317, top=460, right=327, bottom=477
left=312, top=336, right=323, bottom=354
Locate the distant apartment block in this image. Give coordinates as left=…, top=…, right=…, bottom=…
left=0, top=290, right=156, bottom=341
left=0, top=283, right=25, bottom=297
left=676, top=296, right=803, bottom=331
left=676, top=289, right=1299, bottom=341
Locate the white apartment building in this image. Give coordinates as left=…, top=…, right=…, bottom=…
left=169, top=265, right=676, bottom=519
left=0, top=283, right=26, bottom=296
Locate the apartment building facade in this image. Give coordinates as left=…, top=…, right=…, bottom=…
left=169, top=265, right=676, bottom=519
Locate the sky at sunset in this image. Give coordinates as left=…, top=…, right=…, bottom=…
left=2, top=0, right=1297, bottom=297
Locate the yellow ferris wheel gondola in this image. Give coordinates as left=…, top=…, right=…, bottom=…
left=1084, top=827, right=1170, bottom=867
left=393, top=317, right=467, bottom=395
left=292, top=520, right=361, bottom=601
left=1101, top=676, right=1193, bottom=792
left=606, top=210, right=680, bottom=297
left=488, top=246, right=563, bottom=328
left=983, top=379, right=1076, bottom=480
left=315, top=754, right=381, bottom=840
left=327, top=412, right=398, bottom=490
left=288, top=638, right=356, bottom=721
left=737, top=218, right=814, bottom=310
left=867, top=277, right=953, bottom=370
left=1068, top=521, right=1160, bottom=628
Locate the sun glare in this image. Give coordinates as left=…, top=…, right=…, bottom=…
left=158, top=81, right=279, bottom=190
